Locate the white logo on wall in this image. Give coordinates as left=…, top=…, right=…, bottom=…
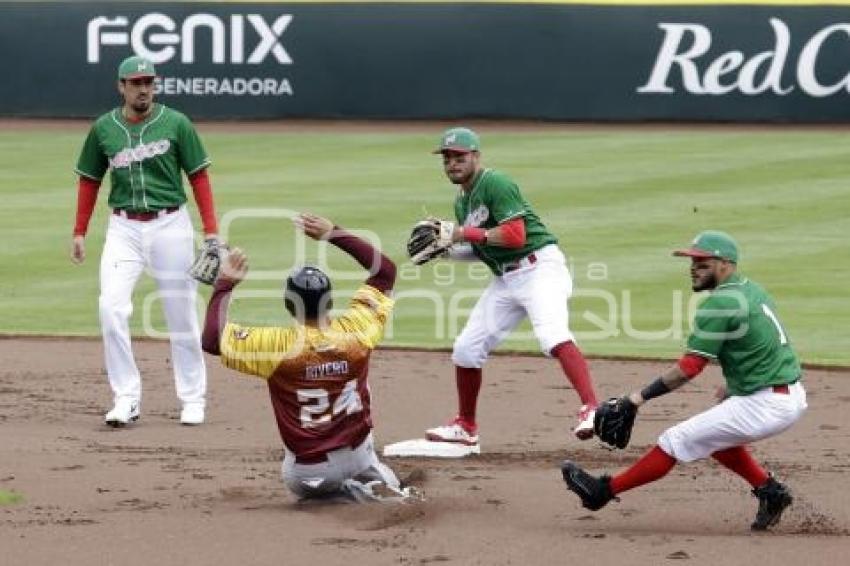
left=638, top=18, right=850, bottom=97
left=87, top=13, right=294, bottom=97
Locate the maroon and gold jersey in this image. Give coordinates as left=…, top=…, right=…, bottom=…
left=220, top=285, right=393, bottom=460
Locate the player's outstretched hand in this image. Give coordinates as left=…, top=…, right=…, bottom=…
left=217, top=247, right=248, bottom=287
left=294, top=212, right=334, bottom=241
left=71, top=235, right=86, bottom=264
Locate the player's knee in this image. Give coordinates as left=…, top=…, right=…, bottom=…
left=657, top=432, right=675, bottom=457
left=284, top=474, right=337, bottom=500
left=537, top=332, right=574, bottom=358
left=657, top=428, right=691, bottom=463
left=285, top=480, right=315, bottom=499
left=451, top=337, right=487, bottom=368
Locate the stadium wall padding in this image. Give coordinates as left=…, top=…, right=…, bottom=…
left=2, top=2, right=849, bottom=121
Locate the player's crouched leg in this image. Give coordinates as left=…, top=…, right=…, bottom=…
left=344, top=464, right=422, bottom=503
left=281, top=435, right=422, bottom=503
left=346, top=436, right=423, bottom=503
left=281, top=454, right=341, bottom=500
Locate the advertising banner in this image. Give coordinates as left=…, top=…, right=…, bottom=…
left=1, top=2, right=849, bottom=121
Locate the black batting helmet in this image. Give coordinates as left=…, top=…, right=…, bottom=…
left=285, top=265, right=332, bottom=320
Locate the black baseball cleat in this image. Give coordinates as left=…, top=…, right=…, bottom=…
left=751, top=475, right=793, bottom=531
left=561, top=460, right=617, bottom=511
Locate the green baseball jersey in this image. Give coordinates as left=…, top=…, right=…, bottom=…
left=686, top=273, right=801, bottom=396
left=75, top=104, right=210, bottom=211
left=453, top=168, right=557, bottom=275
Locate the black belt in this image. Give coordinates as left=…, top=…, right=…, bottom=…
left=502, top=252, right=538, bottom=274
left=113, top=206, right=179, bottom=221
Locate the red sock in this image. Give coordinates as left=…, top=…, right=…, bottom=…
left=456, top=366, right=482, bottom=425
left=711, top=446, right=769, bottom=488
left=610, top=445, right=677, bottom=495
left=551, top=341, right=598, bottom=406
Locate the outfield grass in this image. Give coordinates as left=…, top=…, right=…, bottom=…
left=0, top=125, right=847, bottom=365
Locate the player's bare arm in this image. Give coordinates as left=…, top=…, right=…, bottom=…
left=626, top=365, right=691, bottom=408
left=624, top=352, right=709, bottom=408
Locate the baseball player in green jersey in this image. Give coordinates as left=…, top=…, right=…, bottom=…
left=561, top=231, right=807, bottom=531
left=421, top=127, right=600, bottom=447
left=70, top=55, right=220, bottom=427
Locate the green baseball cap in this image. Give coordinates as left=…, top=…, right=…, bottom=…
left=433, top=127, right=481, bottom=154
left=673, top=230, right=739, bottom=263
left=118, top=56, right=157, bottom=80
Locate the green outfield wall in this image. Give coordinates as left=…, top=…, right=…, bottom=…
left=2, top=1, right=850, bottom=121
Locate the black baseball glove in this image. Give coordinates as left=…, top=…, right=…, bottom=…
left=594, top=396, right=638, bottom=449
left=406, top=219, right=456, bottom=265
left=188, top=237, right=227, bottom=285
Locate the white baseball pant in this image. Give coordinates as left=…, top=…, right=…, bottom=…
left=452, top=244, right=574, bottom=368
left=658, top=381, right=807, bottom=462
left=99, top=206, right=206, bottom=409
left=281, top=433, right=401, bottom=499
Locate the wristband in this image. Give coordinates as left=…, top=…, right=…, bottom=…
left=213, top=279, right=236, bottom=292
left=462, top=226, right=487, bottom=244
left=640, top=377, right=671, bottom=402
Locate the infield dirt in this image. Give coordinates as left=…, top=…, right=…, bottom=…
left=1, top=338, right=847, bottom=565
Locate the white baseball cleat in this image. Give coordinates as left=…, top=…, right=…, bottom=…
left=104, top=399, right=140, bottom=427
left=426, top=416, right=479, bottom=445
left=180, top=403, right=205, bottom=425
left=573, top=404, right=596, bottom=440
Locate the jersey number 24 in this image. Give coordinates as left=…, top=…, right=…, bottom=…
left=297, top=379, right=363, bottom=429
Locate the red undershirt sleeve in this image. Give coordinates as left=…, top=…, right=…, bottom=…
left=678, top=353, right=709, bottom=379
left=73, top=176, right=101, bottom=236
left=188, top=168, right=218, bottom=235
left=498, top=217, right=526, bottom=248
